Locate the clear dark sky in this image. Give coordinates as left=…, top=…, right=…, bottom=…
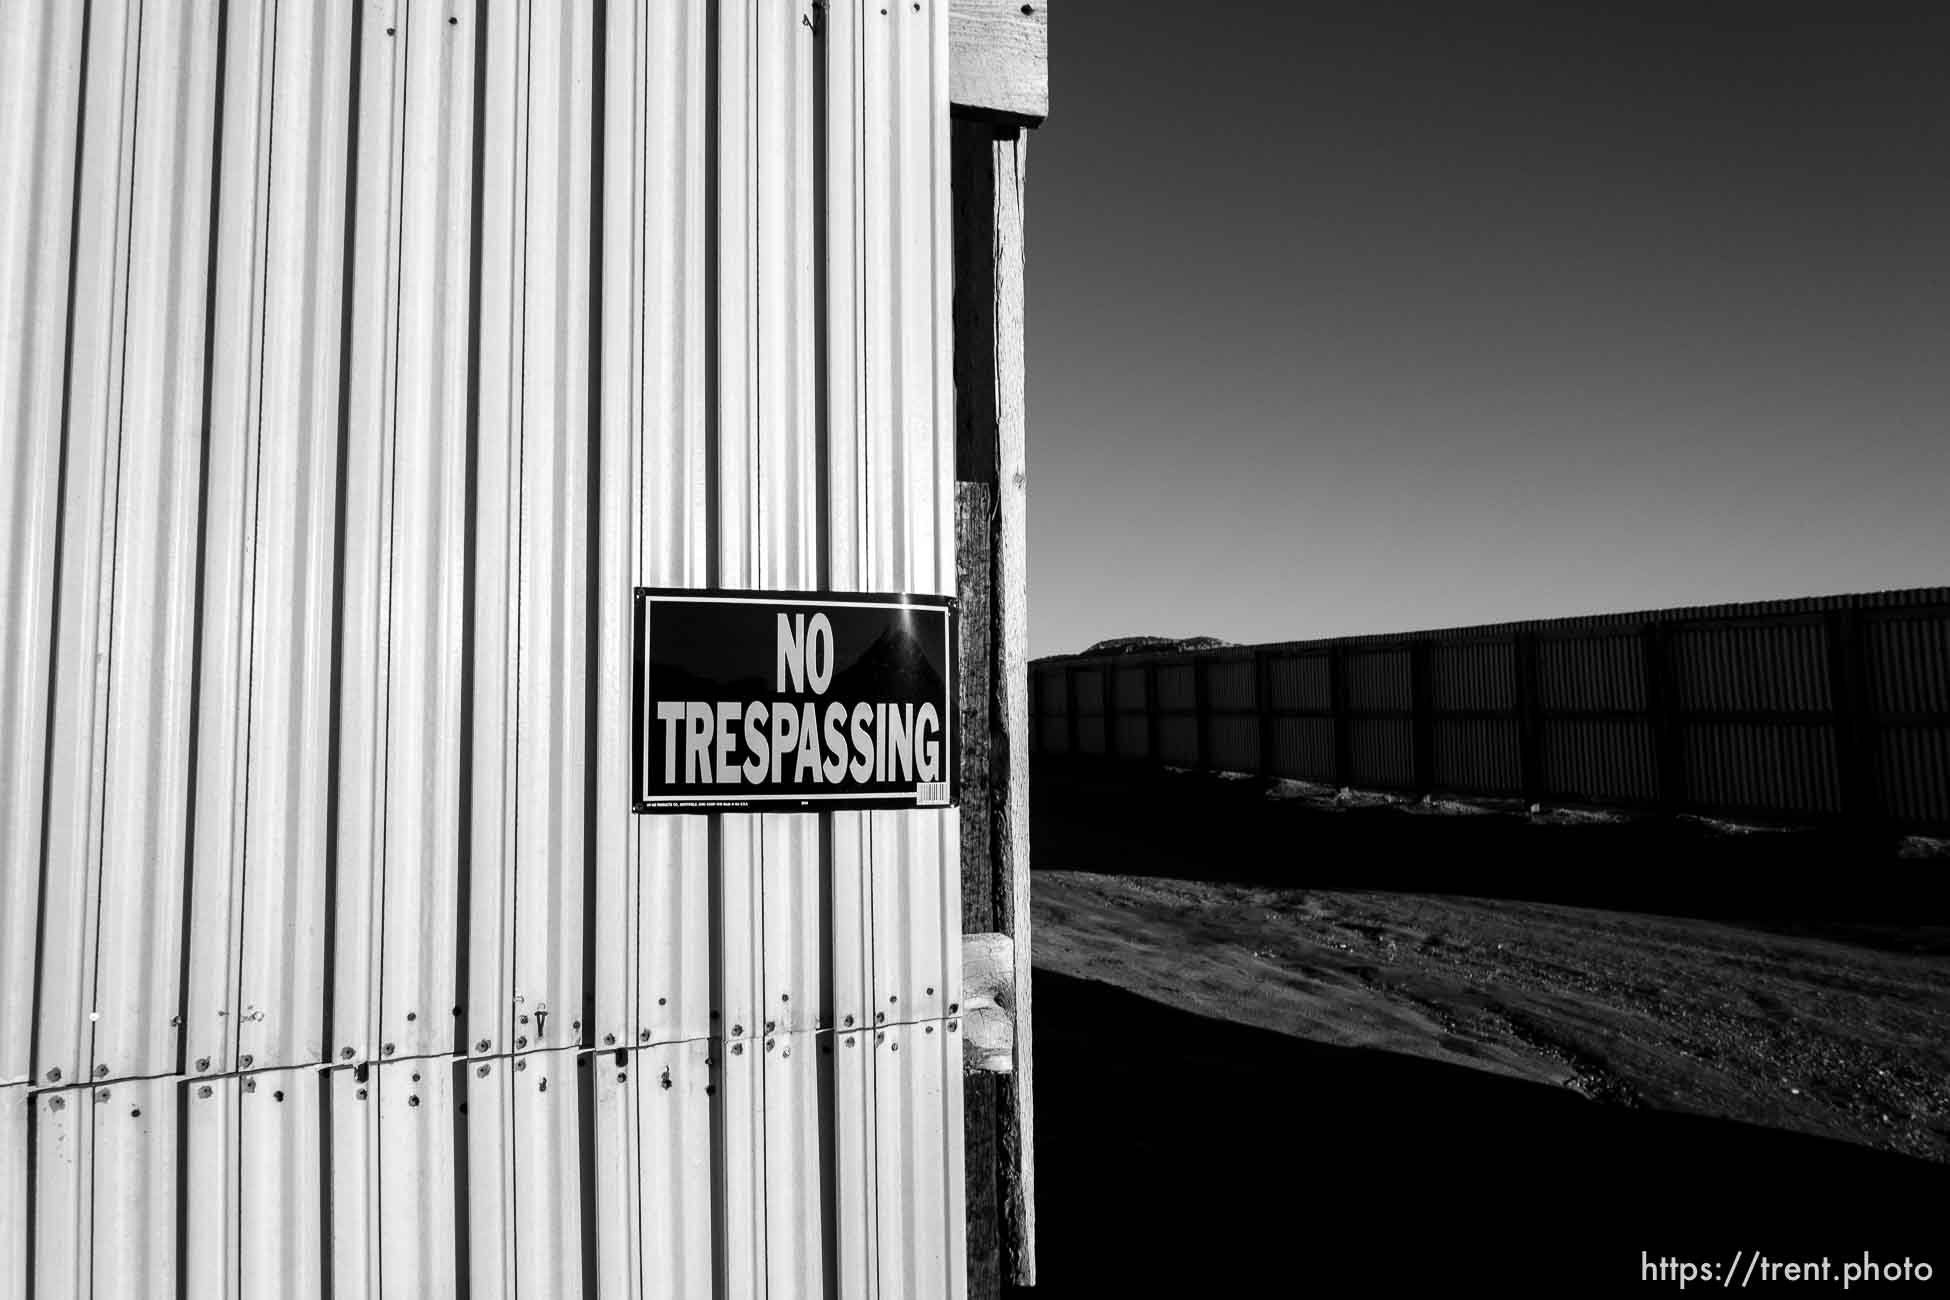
left=1024, top=1, right=1950, bottom=658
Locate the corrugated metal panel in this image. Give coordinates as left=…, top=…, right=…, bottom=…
left=1542, top=720, right=1659, bottom=804
left=1267, top=653, right=1330, bottom=712
left=1347, top=719, right=1414, bottom=788
left=1271, top=718, right=1336, bottom=781
left=1538, top=633, right=1646, bottom=713
left=1684, top=723, right=1841, bottom=814
left=1208, top=717, right=1259, bottom=773
left=1072, top=667, right=1106, bottom=715
left=2, top=0, right=968, bottom=1292
left=1670, top=620, right=1830, bottom=714
left=1, top=1086, right=26, bottom=1299
left=1156, top=663, right=1194, bottom=712
left=1039, top=714, right=1069, bottom=753
left=1077, top=716, right=1107, bottom=755
left=1430, top=640, right=1513, bottom=713
left=1433, top=719, right=1522, bottom=794
left=1878, top=727, right=1950, bottom=825
left=1344, top=650, right=1411, bottom=711
left=1866, top=611, right=1950, bottom=714
left=1158, top=716, right=1198, bottom=765
left=1037, top=668, right=1068, bottom=716
left=1114, top=716, right=1149, bottom=758
left=1206, top=657, right=1256, bottom=711
left=1112, top=665, right=1147, bottom=709
left=0, top=0, right=86, bottom=1094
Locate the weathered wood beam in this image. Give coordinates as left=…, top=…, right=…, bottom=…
left=988, top=122, right=1036, bottom=1290
left=951, top=0, right=1049, bottom=125
left=961, top=931, right=1017, bottom=1074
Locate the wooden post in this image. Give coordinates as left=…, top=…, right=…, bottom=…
left=1643, top=622, right=1685, bottom=815
left=1410, top=642, right=1435, bottom=796
left=956, top=483, right=995, bottom=928
left=1515, top=631, right=1545, bottom=807
left=943, top=119, right=1038, bottom=1292
left=1329, top=643, right=1351, bottom=788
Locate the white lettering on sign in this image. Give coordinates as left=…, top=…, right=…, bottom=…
left=654, top=613, right=944, bottom=791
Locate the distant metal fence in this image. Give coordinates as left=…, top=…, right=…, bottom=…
left=1031, top=588, right=1950, bottom=832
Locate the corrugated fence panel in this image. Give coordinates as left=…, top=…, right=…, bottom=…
left=238, top=1068, right=326, bottom=1300
left=1344, top=649, right=1411, bottom=711
left=237, top=0, right=355, bottom=1081
left=1158, top=716, right=1198, bottom=766
left=1271, top=718, right=1336, bottom=781
left=1072, top=668, right=1106, bottom=716
left=1542, top=720, right=1659, bottom=804
left=1207, top=657, right=1256, bottom=712
left=1, top=0, right=970, bottom=1293
left=1114, top=716, right=1149, bottom=758
left=1685, top=723, right=1841, bottom=815
left=1879, top=727, right=1950, bottom=826
left=1348, top=719, right=1414, bottom=789
left=1670, top=619, right=1831, bottom=714
left=1112, top=665, right=1147, bottom=710
left=1156, top=662, right=1194, bottom=712
left=0, top=1087, right=24, bottom=1300
left=1538, top=633, right=1645, bottom=713
left=380, top=0, right=477, bottom=1067
left=1267, top=653, right=1330, bottom=712
left=1208, top=717, right=1260, bottom=773
left=90, top=0, right=222, bottom=1093
left=1867, top=611, right=1950, bottom=714
left=1037, top=666, right=1068, bottom=716
left=0, top=0, right=86, bottom=1093
left=1434, top=719, right=1522, bottom=794
left=1431, top=640, right=1513, bottom=713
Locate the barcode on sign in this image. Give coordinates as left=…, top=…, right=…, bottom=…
left=917, top=782, right=949, bottom=807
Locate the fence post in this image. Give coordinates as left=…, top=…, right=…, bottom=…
left=1824, top=609, right=1882, bottom=832
left=1410, top=642, right=1435, bottom=796
left=1193, top=656, right=1212, bottom=772
left=1515, top=631, right=1545, bottom=807
left=1255, top=649, right=1275, bottom=780
left=1642, top=622, right=1684, bottom=815
left=1103, top=662, right=1120, bottom=764
left=1064, top=664, right=1079, bottom=761
left=1144, top=661, right=1159, bottom=763
left=1329, top=644, right=1351, bottom=788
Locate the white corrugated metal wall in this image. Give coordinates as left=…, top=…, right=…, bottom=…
left=0, top=1, right=965, bottom=1295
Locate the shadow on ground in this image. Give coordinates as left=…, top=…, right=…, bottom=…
left=1012, top=760, right=1950, bottom=1294
left=1030, top=758, right=1950, bottom=955
left=1017, top=971, right=1949, bottom=1297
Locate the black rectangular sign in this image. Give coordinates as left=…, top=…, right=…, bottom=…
left=633, top=588, right=957, bottom=812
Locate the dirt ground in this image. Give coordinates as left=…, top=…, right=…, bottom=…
left=1016, top=762, right=1950, bottom=1296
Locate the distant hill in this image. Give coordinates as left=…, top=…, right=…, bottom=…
left=1073, top=635, right=1236, bottom=658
